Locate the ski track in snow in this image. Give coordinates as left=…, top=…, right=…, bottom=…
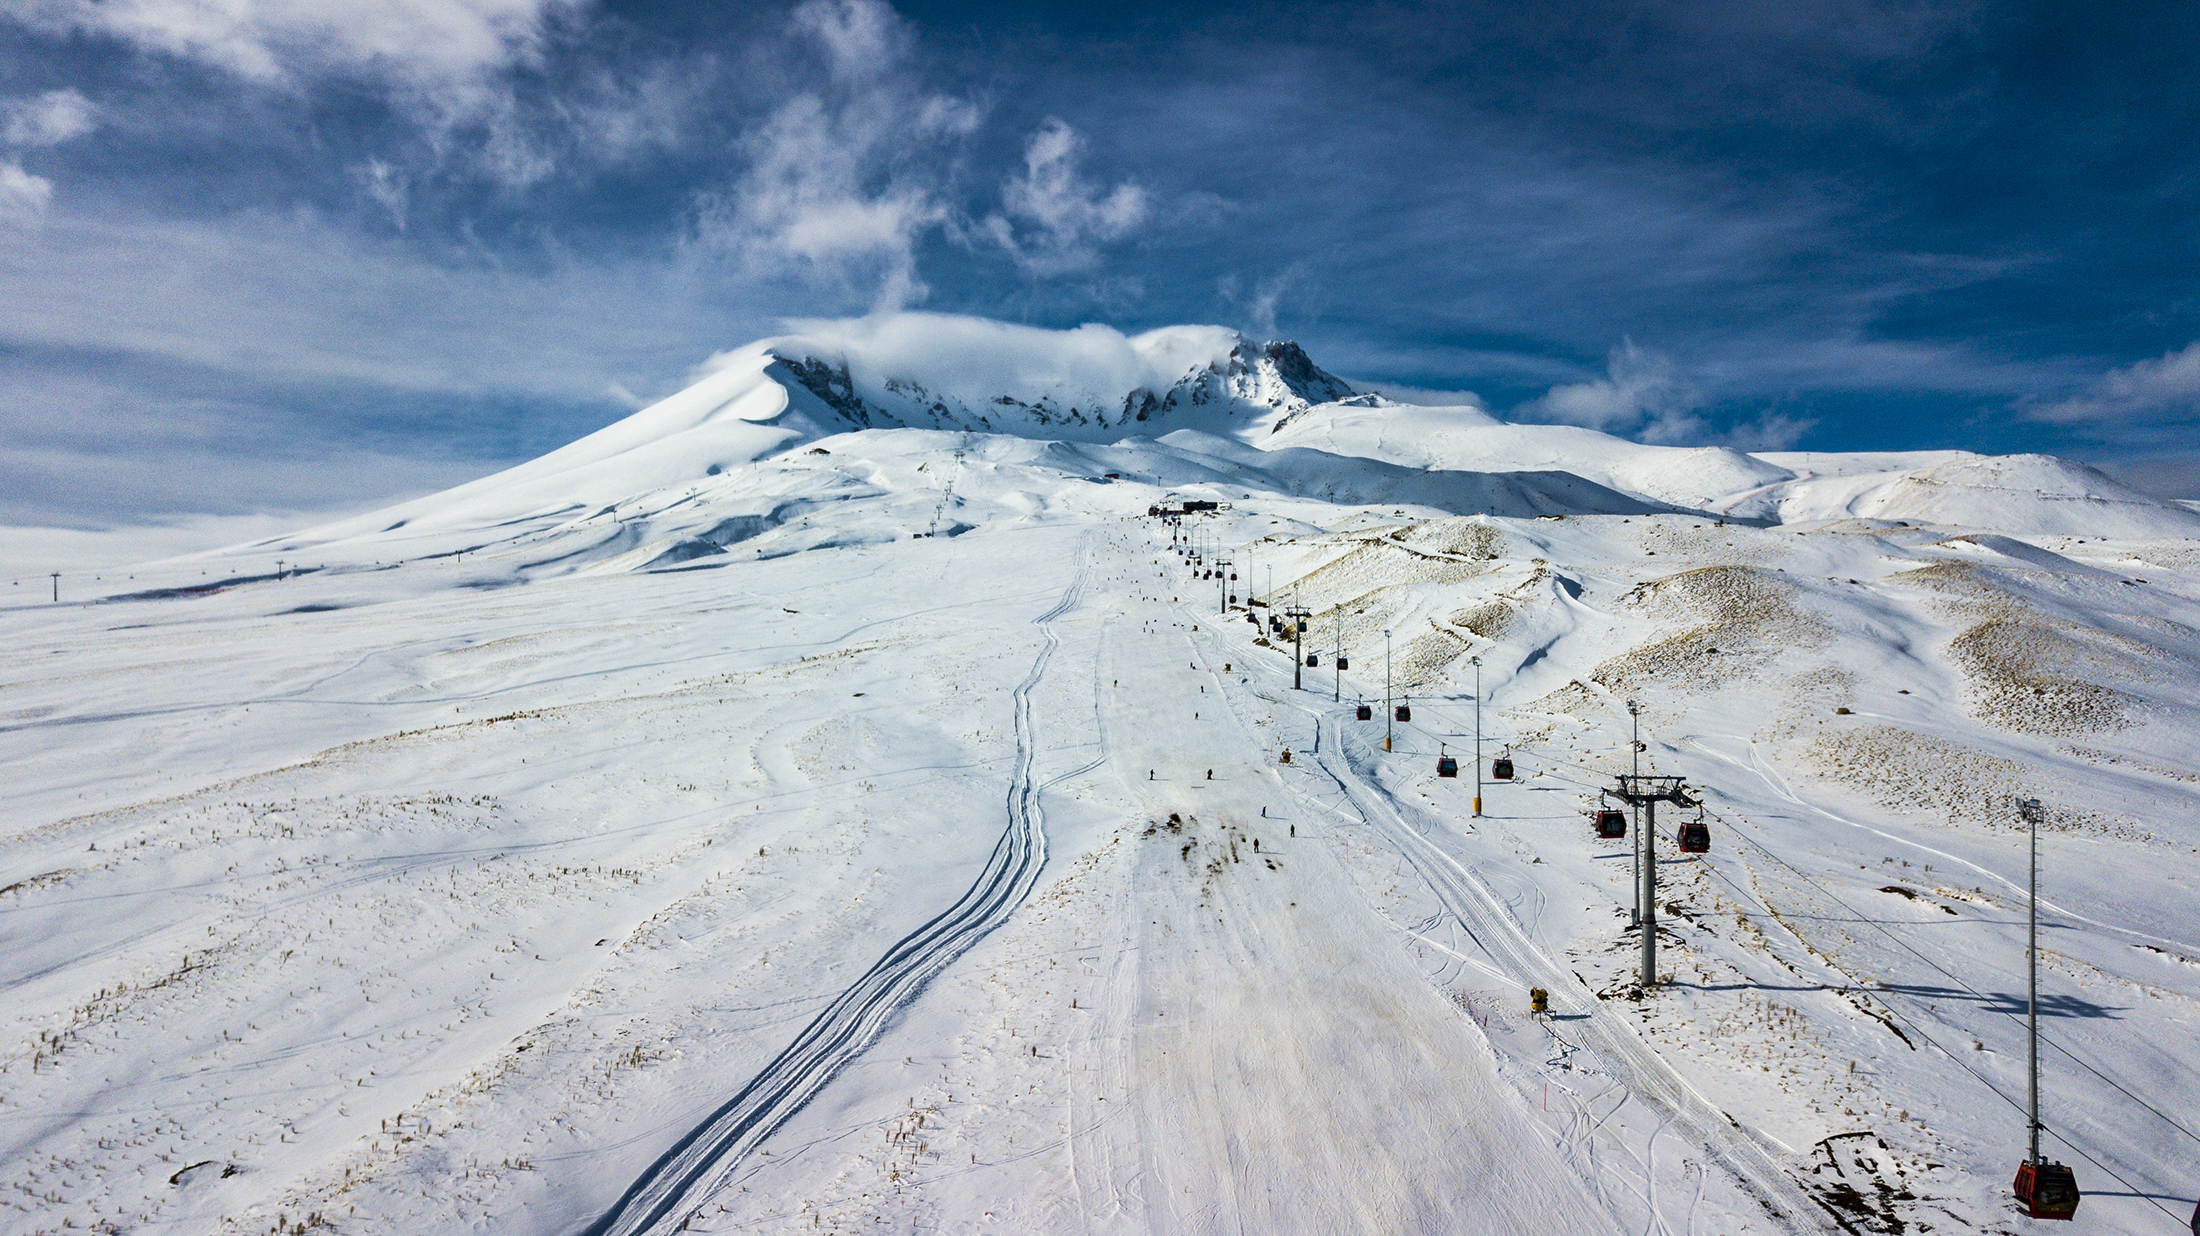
left=578, top=535, right=1093, bottom=1236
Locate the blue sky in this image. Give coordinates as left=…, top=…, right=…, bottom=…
left=3, top=0, right=2198, bottom=524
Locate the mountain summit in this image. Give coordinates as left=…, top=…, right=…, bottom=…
left=762, top=316, right=1355, bottom=440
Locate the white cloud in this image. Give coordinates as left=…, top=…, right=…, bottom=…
left=694, top=0, right=981, bottom=311
left=1519, top=339, right=1705, bottom=442
left=1362, top=382, right=1487, bottom=409
left=761, top=310, right=1227, bottom=412
left=985, top=118, right=1146, bottom=275
left=2, top=89, right=96, bottom=147
left=2033, top=340, right=2200, bottom=430
left=351, top=158, right=408, bottom=228
left=19, top=0, right=573, bottom=94
left=0, top=160, right=54, bottom=222
left=1515, top=339, right=1814, bottom=449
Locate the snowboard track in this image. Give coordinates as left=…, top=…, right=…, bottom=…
left=577, top=535, right=1092, bottom=1236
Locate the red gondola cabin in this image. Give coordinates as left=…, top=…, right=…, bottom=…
left=2013, top=1161, right=2079, bottom=1220
left=1356, top=703, right=1373, bottom=721
left=1491, top=756, right=1514, bottom=780
left=1595, top=810, right=1627, bottom=838
left=1437, top=756, right=1458, bottom=778
left=1676, top=819, right=1711, bottom=853
left=1395, top=704, right=1411, bottom=722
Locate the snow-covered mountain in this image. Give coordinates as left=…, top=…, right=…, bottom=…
left=5, top=314, right=2199, bottom=1236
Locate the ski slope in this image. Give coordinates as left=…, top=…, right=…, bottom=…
left=4, top=315, right=2198, bottom=1235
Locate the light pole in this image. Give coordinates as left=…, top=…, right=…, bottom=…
left=1384, top=628, right=1394, bottom=752
left=1472, top=655, right=1483, bottom=817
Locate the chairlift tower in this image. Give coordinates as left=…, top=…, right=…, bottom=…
left=1606, top=772, right=1694, bottom=988
left=927, top=446, right=967, bottom=537
left=1215, top=555, right=1234, bottom=614
left=1285, top=604, right=1311, bottom=690
left=1383, top=628, right=1394, bottom=751
left=1332, top=606, right=1343, bottom=702
left=2012, top=796, right=2082, bottom=1218
left=1472, top=655, right=1484, bottom=817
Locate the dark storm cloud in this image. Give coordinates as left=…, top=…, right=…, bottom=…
left=2, top=0, right=2197, bottom=521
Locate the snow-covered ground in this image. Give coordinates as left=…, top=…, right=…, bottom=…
left=4, top=318, right=2197, bottom=1235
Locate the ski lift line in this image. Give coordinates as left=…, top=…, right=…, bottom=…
left=1686, top=734, right=2200, bottom=957
left=1667, top=851, right=2187, bottom=1223
left=1303, top=714, right=1832, bottom=1229
left=1698, top=801, right=2200, bottom=1155
left=1190, top=557, right=2188, bottom=1205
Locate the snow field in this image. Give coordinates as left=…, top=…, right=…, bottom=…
left=6, top=322, right=2200, bottom=1234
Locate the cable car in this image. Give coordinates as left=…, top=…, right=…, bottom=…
left=1437, top=755, right=1458, bottom=778
left=1395, top=703, right=1411, bottom=722
left=1336, top=656, right=1348, bottom=670
left=1229, top=593, right=1237, bottom=604
left=2014, top=1160, right=2080, bottom=1220
left=1491, top=756, right=1514, bottom=781
left=1229, top=571, right=1237, bottom=580
left=1595, top=809, right=1627, bottom=838
left=1676, top=817, right=1711, bottom=854
left=1296, top=619, right=1309, bottom=633
left=1356, top=703, right=1373, bottom=721
left=1307, top=653, right=1320, bottom=667
left=1247, top=613, right=1258, bottom=624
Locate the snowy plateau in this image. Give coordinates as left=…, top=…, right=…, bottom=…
left=4, top=313, right=2199, bottom=1236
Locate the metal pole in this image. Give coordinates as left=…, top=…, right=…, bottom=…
left=50, top=572, right=59, bottom=603
left=1641, top=797, right=1658, bottom=988
left=1629, top=701, right=1641, bottom=925
left=2023, top=797, right=2042, bottom=1163
left=1333, top=607, right=1342, bottom=702
left=1293, top=615, right=1303, bottom=690
left=1473, top=655, right=1483, bottom=817
left=1384, top=629, right=1393, bottom=752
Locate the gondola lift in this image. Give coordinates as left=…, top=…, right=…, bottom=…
left=1676, top=812, right=1710, bottom=854
left=1356, top=701, right=1373, bottom=721
left=1491, top=752, right=1515, bottom=781
left=1395, top=697, right=1411, bottom=723
left=1595, top=809, right=1627, bottom=838
left=1437, top=744, right=1458, bottom=778
left=2014, top=1162, right=2079, bottom=1220
left=1336, top=656, right=1348, bottom=670
left=1306, top=653, right=1320, bottom=667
